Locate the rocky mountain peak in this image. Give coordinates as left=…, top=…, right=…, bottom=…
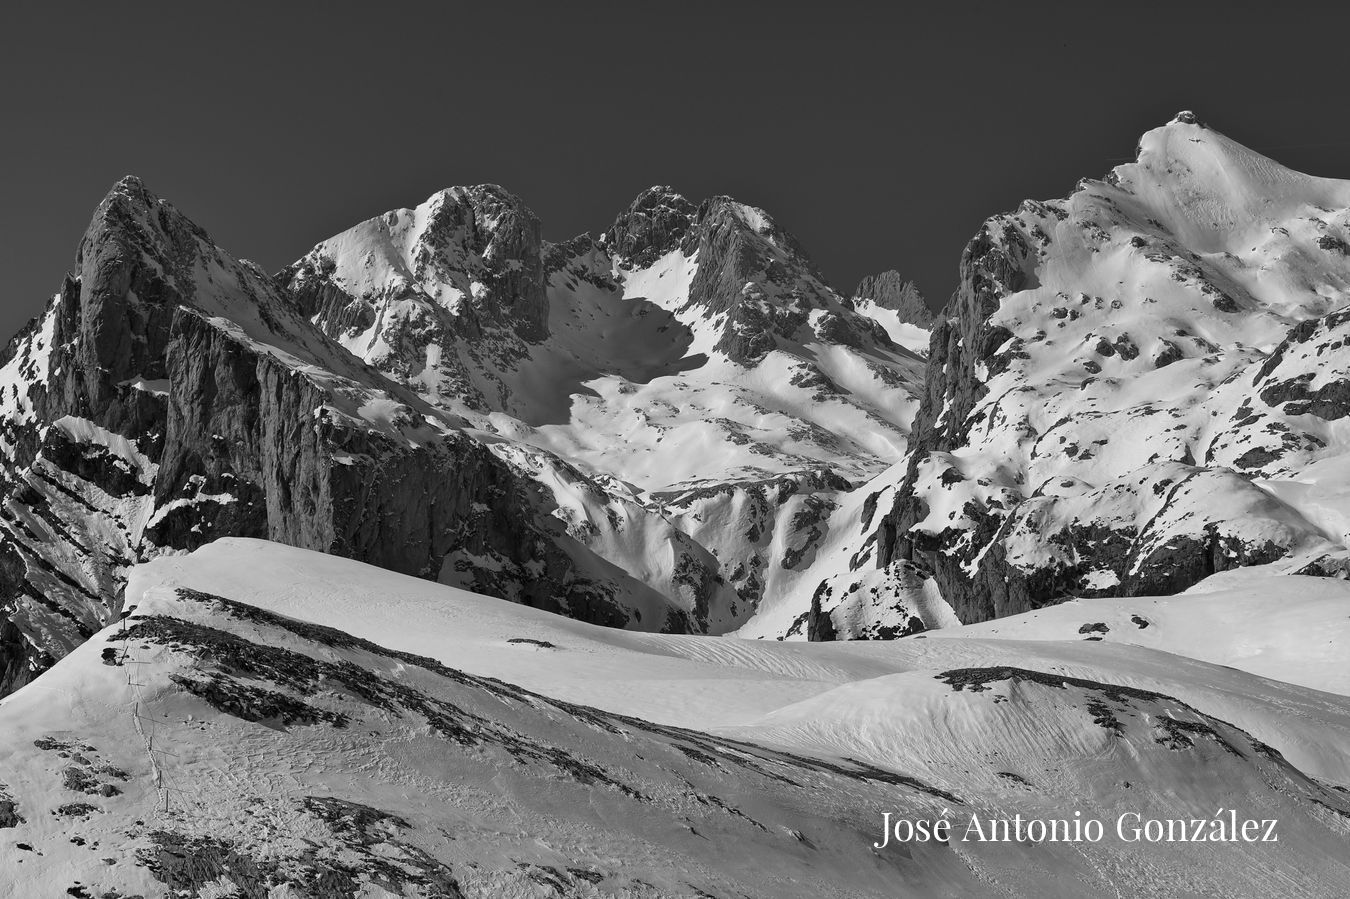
left=282, top=182, right=549, bottom=349
left=422, top=183, right=548, bottom=340
left=694, top=196, right=822, bottom=273
left=867, top=114, right=1350, bottom=628
left=62, top=175, right=290, bottom=428
left=599, top=185, right=919, bottom=367
left=79, top=175, right=208, bottom=296
left=852, top=270, right=932, bottom=327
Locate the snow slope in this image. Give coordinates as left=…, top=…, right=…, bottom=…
left=2, top=540, right=1344, bottom=897
left=929, top=566, right=1350, bottom=695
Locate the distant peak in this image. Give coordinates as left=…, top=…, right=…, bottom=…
left=110, top=173, right=150, bottom=194
left=424, top=183, right=538, bottom=219
left=1170, top=110, right=1206, bottom=127
left=622, top=186, right=697, bottom=223
left=607, top=187, right=699, bottom=268
left=635, top=184, right=690, bottom=203
left=100, top=175, right=161, bottom=212
left=853, top=270, right=932, bottom=326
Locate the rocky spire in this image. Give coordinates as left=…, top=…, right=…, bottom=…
left=604, top=186, right=699, bottom=269
left=852, top=270, right=933, bottom=327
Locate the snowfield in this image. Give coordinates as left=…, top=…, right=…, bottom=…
left=0, top=539, right=1346, bottom=897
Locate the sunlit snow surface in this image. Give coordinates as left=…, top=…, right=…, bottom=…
left=0, top=540, right=1347, bottom=897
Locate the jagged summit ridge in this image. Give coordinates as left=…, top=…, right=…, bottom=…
left=603, top=185, right=699, bottom=268
left=275, top=180, right=929, bottom=635
left=0, top=177, right=768, bottom=695
left=0, top=173, right=931, bottom=692
left=852, top=269, right=932, bottom=328
left=285, top=182, right=549, bottom=346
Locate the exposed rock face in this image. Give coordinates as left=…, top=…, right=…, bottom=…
left=280, top=185, right=549, bottom=414
left=0, top=179, right=684, bottom=695
left=604, top=186, right=698, bottom=269
left=852, top=270, right=933, bottom=327
left=606, top=188, right=897, bottom=366
left=874, top=114, right=1350, bottom=624
left=0, top=175, right=933, bottom=683
left=289, top=184, right=548, bottom=343
left=1203, top=304, right=1350, bottom=476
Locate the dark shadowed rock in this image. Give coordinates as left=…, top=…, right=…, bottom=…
left=853, top=270, right=933, bottom=327
left=0, top=179, right=686, bottom=696
left=604, top=186, right=699, bottom=270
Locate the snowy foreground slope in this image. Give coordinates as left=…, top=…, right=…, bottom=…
left=1, top=540, right=1347, bottom=898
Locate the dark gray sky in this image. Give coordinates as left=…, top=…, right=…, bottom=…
left=5, top=1, right=1350, bottom=342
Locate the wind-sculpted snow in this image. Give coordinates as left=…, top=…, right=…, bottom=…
left=866, top=112, right=1350, bottom=629
left=2, top=541, right=1349, bottom=896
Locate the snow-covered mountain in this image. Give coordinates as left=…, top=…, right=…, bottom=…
left=12, top=112, right=1350, bottom=666
left=0, top=540, right=1347, bottom=897
left=793, top=111, right=1350, bottom=639
left=277, top=184, right=928, bottom=634
left=4, top=115, right=1350, bottom=895
left=0, top=177, right=926, bottom=694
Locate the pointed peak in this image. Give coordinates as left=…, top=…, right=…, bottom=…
left=853, top=270, right=932, bottom=326
left=422, top=183, right=540, bottom=223
left=618, top=186, right=698, bottom=227
left=80, top=176, right=210, bottom=267
left=1170, top=109, right=1206, bottom=128
left=96, top=175, right=163, bottom=217
left=631, top=185, right=693, bottom=207
left=109, top=173, right=151, bottom=196
left=699, top=196, right=777, bottom=236
left=852, top=269, right=910, bottom=295
left=607, top=187, right=699, bottom=268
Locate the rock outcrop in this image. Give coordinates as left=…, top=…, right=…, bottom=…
left=852, top=270, right=933, bottom=327
left=0, top=175, right=933, bottom=687
left=278, top=183, right=931, bottom=637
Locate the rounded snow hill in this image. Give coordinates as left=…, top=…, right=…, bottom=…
left=930, top=567, right=1350, bottom=695
left=2, top=538, right=1349, bottom=896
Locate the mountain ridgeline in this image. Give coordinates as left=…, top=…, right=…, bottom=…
left=0, top=177, right=930, bottom=694
left=7, top=111, right=1350, bottom=689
